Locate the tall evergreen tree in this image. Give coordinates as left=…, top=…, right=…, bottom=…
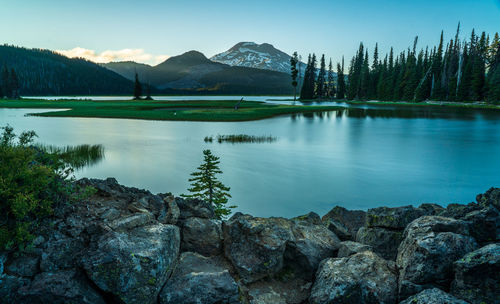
left=316, top=54, right=327, bottom=98
left=470, top=32, right=487, bottom=100
left=290, top=52, right=299, bottom=102
left=336, top=57, right=346, bottom=99
left=327, top=59, right=335, bottom=98
left=133, top=72, right=142, bottom=100
left=10, top=69, right=19, bottom=99
left=1, top=65, right=10, bottom=98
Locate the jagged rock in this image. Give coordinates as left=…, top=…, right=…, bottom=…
left=476, top=187, right=500, bottom=210
left=108, top=211, right=154, bottom=231
left=248, top=279, right=312, bottom=304
left=17, top=270, right=106, bottom=304
left=223, top=213, right=294, bottom=284
left=181, top=217, right=222, bottom=256
left=176, top=197, right=216, bottom=220
left=40, top=231, right=85, bottom=272
left=397, top=216, right=477, bottom=300
left=248, top=286, right=287, bottom=304
left=291, top=212, right=322, bottom=225
left=399, top=288, right=469, bottom=304
left=366, top=205, right=426, bottom=229
left=323, top=218, right=351, bottom=241
left=82, top=224, right=180, bottom=304
left=462, top=206, right=500, bottom=244
left=438, top=203, right=481, bottom=219
left=321, top=206, right=366, bottom=240
left=0, top=255, right=29, bottom=304
left=418, top=203, right=445, bottom=215
left=159, top=252, right=239, bottom=304
left=451, top=243, right=500, bottom=304
left=309, top=251, right=398, bottom=304
left=285, top=220, right=340, bottom=279
left=6, top=256, right=39, bottom=277
left=356, top=226, right=403, bottom=260
left=159, top=194, right=180, bottom=225
left=337, top=241, right=373, bottom=258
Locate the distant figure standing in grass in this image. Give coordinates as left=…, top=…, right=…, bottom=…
left=234, top=97, right=244, bottom=110
left=182, top=149, right=235, bottom=219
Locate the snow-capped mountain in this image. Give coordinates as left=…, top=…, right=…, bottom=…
left=210, top=42, right=305, bottom=74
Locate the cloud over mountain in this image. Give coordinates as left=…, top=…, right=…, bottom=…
left=56, top=47, right=169, bottom=65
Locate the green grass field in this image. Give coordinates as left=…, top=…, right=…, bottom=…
left=0, top=99, right=342, bottom=121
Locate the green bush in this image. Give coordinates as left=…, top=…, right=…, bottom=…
left=0, top=125, right=101, bottom=251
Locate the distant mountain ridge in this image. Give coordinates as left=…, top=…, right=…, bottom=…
left=211, top=42, right=306, bottom=74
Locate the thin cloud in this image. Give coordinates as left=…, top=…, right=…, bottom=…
left=56, top=47, right=169, bottom=65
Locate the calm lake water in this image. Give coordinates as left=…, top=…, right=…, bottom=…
left=1, top=102, right=499, bottom=217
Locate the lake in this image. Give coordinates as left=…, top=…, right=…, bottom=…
left=1, top=102, right=499, bottom=218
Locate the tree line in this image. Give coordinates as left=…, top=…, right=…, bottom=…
left=0, top=65, right=20, bottom=99
left=292, top=25, right=500, bottom=103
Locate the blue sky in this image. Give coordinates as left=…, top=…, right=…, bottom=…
left=1, top=0, right=499, bottom=65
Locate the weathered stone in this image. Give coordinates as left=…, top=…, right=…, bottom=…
left=451, top=243, right=500, bottom=304
left=0, top=274, right=29, bottom=304
left=366, top=205, right=426, bottom=229
left=181, top=217, right=222, bottom=256
left=337, top=241, right=373, bottom=258
left=108, top=211, right=154, bottom=231
left=248, top=286, right=287, bottom=304
left=476, top=187, right=500, bottom=210
left=285, top=220, right=340, bottom=279
left=40, top=231, right=85, bottom=272
left=159, top=194, right=180, bottom=225
left=6, top=256, right=39, bottom=277
left=356, top=226, right=403, bottom=260
left=247, top=278, right=311, bottom=304
left=82, top=224, right=180, bottom=304
left=223, top=213, right=294, bottom=284
left=310, top=251, right=398, bottom=304
left=323, top=218, right=351, bottom=241
left=291, top=212, right=322, bottom=225
left=438, top=203, right=481, bottom=219
left=397, top=216, right=477, bottom=300
left=462, top=206, right=500, bottom=244
left=17, top=270, right=106, bottom=304
left=177, top=197, right=216, bottom=220
left=399, top=288, right=469, bottom=304
left=322, top=206, right=366, bottom=240
left=159, top=252, right=239, bottom=304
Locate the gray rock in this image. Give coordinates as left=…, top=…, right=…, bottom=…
left=40, top=231, right=85, bottom=272
left=451, top=243, right=500, bottom=304
left=462, top=206, right=500, bottom=244
left=17, top=270, right=106, bottom=304
left=309, top=251, right=398, bottom=304
left=159, top=252, right=239, bottom=304
left=6, top=256, right=39, bottom=277
left=108, top=211, right=154, bottom=231
left=356, top=226, right=403, bottom=260
left=177, top=197, right=216, bottom=220
left=476, top=187, right=500, bottom=210
left=337, top=241, right=373, bottom=258
left=0, top=274, right=29, bottom=304
left=323, top=218, right=351, bottom=241
left=223, top=213, right=294, bottom=284
left=247, top=279, right=312, bottom=304
left=322, top=206, right=366, bottom=240
left=160, top=195, right=180, bottom=224
left=291, top=212, right=322, bottom=225
left=399, top=288, right=469, bottom=304
left=285, top=220, right=340, bottom=279
left=181, top=217, right=222, bottom=256
left=366, top=205, right=426, bottom=229
left=82, top=224, right=180, bottom=304
left=248, top=286, right=287, bottom=304
left=397, top=216, right=477, bottom=300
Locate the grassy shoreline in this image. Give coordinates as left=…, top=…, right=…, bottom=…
left=0, top=99, right=341, bottom=122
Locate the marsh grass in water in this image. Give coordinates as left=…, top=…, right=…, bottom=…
left=204, top=134, right=277, bottom=143
left=38, top=144, right=105, bottom=169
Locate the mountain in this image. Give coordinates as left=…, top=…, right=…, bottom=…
left=104, top=51, right=293, bottom=95
left=0, top=45, right=133, bottom=96
left=211, top=42, right=307, bottom=74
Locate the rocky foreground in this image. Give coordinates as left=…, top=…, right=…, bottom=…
left=1, top=178, right=499, bottom=304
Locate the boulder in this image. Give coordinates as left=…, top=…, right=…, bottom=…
left=6, top=256, right=40, bottom=277
left=366, top=205, right=426, bottom=229
left=17, top=270, right=106, bottom=304
left=291, top=212, right=322, bottom=225
left=0, top=274, right=29, bottom=304
left=309, top=251, right=398, bottom=304
left=451, top=243, right=500, bottom=304
left=337, top=241, right=373, bottom=258
left=476, top=187, right=500, bottom=210
left=82, top=224, right=180, bottom=304
left=223, top=213, right=294, bottom=284
left=321, top=206, right=366, bottom=240
left=159, top=252, right=239, bottom=304
left=285, top=220, right=341, bottom=279
left=176, top=197, right=216, bottom=221
left=247, top=279, right=312, bottom=304
left=181, top=217, right=222, bottom=256
left=399, top=288, right=469, bottom=304
left=158, top=194, right=180, bottom=225
left=323, top=218, right=351, bottom=241
left=462, top=206, right=500, bottom=244
left=40, top=231, right=85, bottom=272
left=356, top=226, right=403, bottom=260
left=397, top=216, right=477, bottom=300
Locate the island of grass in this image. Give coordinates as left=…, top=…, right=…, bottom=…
left=0, top=99, right=342, bottom=122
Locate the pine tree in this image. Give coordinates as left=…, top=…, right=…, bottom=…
left=360, top=50, right=370, bottom=99
left=471, top=32, right=487, bottom=100
left=10, top=69, right=19, bottom=99
left=327, top=59, right=335, bottom=98
left=336, top=57, right=346, bottom=99
left=431, top=31, right=445, bottom=100
left=300, top=54, right=315, bottom=100
left=182, top=149, right=235, bottom=219
left=290, top=52, right=299, bottom=102
left=133, top=72, right=142, bottom=100
left=486, top=41, right=500, bottom=102
left=1, top=65, right=10, bottom=98
left=316, top=54, right=327, bottom=98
